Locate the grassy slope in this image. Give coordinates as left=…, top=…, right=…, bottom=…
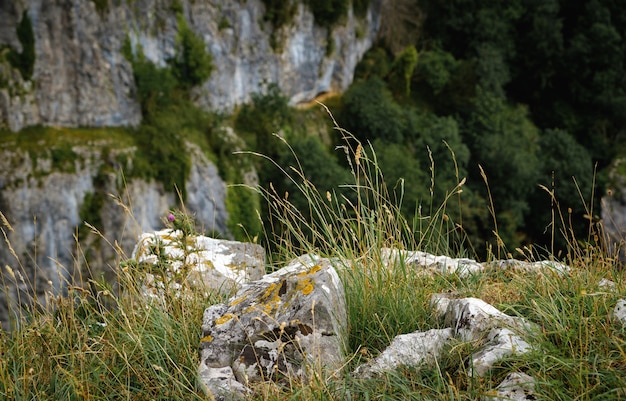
left=1, top=116, right=625, bottom=400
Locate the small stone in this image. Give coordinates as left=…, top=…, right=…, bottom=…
left=483, top=372, right=537, bottom=401
left=353, top=328, right=454, bottom=378
left=613, top=299, right=626, bottom=326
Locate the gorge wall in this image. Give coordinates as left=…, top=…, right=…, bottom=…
left=0, top=140, right=229, bottom=326
left=0, top=0, right=381, bottom=131
left=0, top=0, right=382, bottom=326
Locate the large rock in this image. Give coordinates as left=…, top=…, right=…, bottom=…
left=0, top=0, right=382, bottom=131
left=131, top=229, right=265, bottom=300
left=198, top=254, right=347, bottom=400
left=382, top=248, right=570, bottom=277
left=353, top=293, right=535, bottom=380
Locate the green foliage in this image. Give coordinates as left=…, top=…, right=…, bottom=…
left=169, top=0, right=183, bottom=14
left=123, top=39, right=179, bottom=115
left=226, top=185, right=262, bottom=242
left=165, top=209, right=196, bottom=237
left=341, top=77, right=405, bottom=143
left=235, top=83, right=294, bottom=161
left=49, top=143, right=78, bottom=173
left=260, top=0, right=296, bottom=29
left=91, top=0, right=109, bottom=14
left=6, top=10, right=35, bottom=81
left=388, top=45, right=418, bottom=96
left=169, top=14, right=213, bottom=89
left=409, top=113, right=469, bottom=197
left=371, top=139, right=427, bottom=217
left=78, top=191, right=104, bottom=241
left=529, top=129, right=594, bottom=253
left=352, top=0, right=371, bottom=17
left=415, top=48, right=459, bottom=94
left=131, top=113, right=191, bottom=197
left=305, top=0, right=349, bottom=27
left=276, top=135, right=353, bottom=214
left=354, top=46, right=393, bottom=80
left=467, top=89, right=540, bottom=246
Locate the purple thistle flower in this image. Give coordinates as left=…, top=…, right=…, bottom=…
left=167, top=213, right=175, bottom=222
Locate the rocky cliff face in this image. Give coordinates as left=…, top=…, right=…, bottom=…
left=0, top=0, right=380, bottom=326
left=0, top=0, right=381, bottom=131
left=0, top=140, right=229, bottom=326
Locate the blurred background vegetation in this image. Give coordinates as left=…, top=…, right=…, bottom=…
left=3, top=0, right=620, bottom=260
left=235, top=0, right=621, bottom=260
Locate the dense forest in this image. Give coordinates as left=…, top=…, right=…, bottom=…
left=102, top=0, right=626, bottom=260
left=232, top=0, right=626, bottom=260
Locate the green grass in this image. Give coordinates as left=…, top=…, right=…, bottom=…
left=1, top=115, right=626, bottom=400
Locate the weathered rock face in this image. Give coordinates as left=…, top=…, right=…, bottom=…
left=198, top=254, right=347, bottom=400
left=0, top=0, right=381, bottom=131
left=0, top=141, right=229, bottom=328
left=131, top=228, right=265, bottom=302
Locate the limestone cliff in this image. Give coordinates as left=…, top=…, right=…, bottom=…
left=0, top=140, right=228, bottom=326
left=0, top=0, right=381, bottom=131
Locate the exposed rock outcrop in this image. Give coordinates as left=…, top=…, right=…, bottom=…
left=0, top=0, right=381, bottom=131
left=131, top=228, right=265, bottom=302
left=198, top=254, right=347, bottom=400
left=113, top=231, right=626, bottom=400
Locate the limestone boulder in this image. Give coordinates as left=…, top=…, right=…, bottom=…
left=198, top=254, right=347, bottom=400
left=435, top=295, right=535, bottom=341
left=352, top=293, right=536, bottom=380
left=353, top=328, right=454, bottom=379
left=381, top=248, right=571, bottom=277
left=470, top=328, right=532, bottom=377
left=131, top=229, right=265, bottom=301
left=381, top=248, right=483, bottom=276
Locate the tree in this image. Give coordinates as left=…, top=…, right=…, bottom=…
left=466, top=88, right=540, bottom=246
left=372, top=139, right=428, bottom=217
left=170, top=14, right=213, bottom=89
left=528, top=129, right=594, bottom=252
left=341, top=77, right=405, bottom=143
left=388, top=46, right=418, bottom=96
left=7, top=10, right=35, bottom=80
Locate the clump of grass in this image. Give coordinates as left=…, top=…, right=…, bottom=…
left=0, top=203, right=227, bottom=400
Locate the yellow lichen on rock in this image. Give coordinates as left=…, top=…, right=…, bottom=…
left=297, top=264, right=322, bottom=277
left=200, top=335, right=213, bottom=343
left=296, top=278, right=314, bottom=295
left=215, top=313, right=235, bottom=325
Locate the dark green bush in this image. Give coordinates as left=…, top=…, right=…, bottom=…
left=169, top=14, right=213, bottom=89
left=340, top=77, right=405, bottom=143
left=306, top=0, right=349, bottom=27
left=261, top=0, right=296, bottom=29
left=386, top=45, right=419, bottom=98
left=6, top=10, right=35, bottom=81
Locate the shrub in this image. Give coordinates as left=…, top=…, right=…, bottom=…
left=340, top=77, right=405, bottom=143
left=6, top=10, right=35, bottom=81
left=169, top=14, right=213, bottom=89
left=306, top=0, right=349, bottom=27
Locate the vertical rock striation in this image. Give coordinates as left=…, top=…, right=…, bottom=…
left=0, top=0, right=381, bottom=131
